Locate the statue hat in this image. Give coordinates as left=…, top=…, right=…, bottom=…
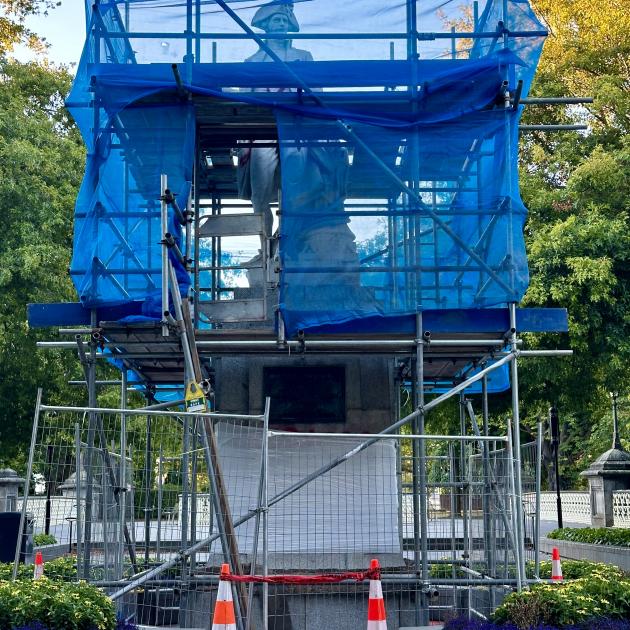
left=251, top=1, right=300, bottom=32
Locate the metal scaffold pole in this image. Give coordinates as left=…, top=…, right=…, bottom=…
left=118, top=370, right=128, bottom=579
left=263, top=398, right=270, bottom=630
left=167, top=259, right=248, bottom=630
left=481, top=377, right=496, bottom=608
left=459, top=392, right=471, bottom=615
left=509, top=304, right=527, bottom=588
left=414, top=313, right=429, bottom=625
left=535, top=420, right=543, bottom=579
left=12, top=388, right=42, bottom=580
left=75, top=422, right=83, bottom=565
left=506, top=414, right=523, bottom=592
left=143, top=406, right=152, bottom=568
left=81, top=309, right=98, bottom=579
left=161, top=173, right=169, bottom=337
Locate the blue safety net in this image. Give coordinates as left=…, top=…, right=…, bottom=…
left=68, top=0, right=546, bottom=331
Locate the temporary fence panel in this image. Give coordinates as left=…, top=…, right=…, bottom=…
left=18, top=404, right=524, bottom=628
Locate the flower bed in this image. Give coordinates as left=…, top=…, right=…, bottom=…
left=491, top=569, right=630, bottom=629
left=445, top=619, right=630, bottom=630
left=0, top=557, right=76, bottom=582
left=441, top=559, right=630, bottom=629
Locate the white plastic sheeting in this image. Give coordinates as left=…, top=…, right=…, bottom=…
left=211, top=422, right=401, bottom=556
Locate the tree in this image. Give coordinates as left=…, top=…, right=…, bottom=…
left=0, top=0, right=59, bottom=54
left=0, top=59, right=85, bottom=466
left=515, top=0, right=630, bottom=484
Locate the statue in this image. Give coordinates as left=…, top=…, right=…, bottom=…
left=237, top=2, right=312, bottom=238
left=239, top=1, right=360, bottom=295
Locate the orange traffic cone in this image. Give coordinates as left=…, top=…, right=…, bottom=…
left=33, top=551, right=44, bottom=580
left=212, top=564, right=236, bottom=630
left=551, top=547, right=563, bottom=581
left=367, top=558, right=387, bottom=630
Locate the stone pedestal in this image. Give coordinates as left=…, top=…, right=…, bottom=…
left=581, top=447, right=630, bottom=527
left=0, top=468, right=25, bottom=512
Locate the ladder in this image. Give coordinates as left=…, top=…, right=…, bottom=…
left=196, top=210, right=270, bottom=324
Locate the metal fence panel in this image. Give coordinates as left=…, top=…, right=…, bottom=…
left=18, top=405, right=523, bottom=629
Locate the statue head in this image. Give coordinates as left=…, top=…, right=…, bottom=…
left=251, top=1, right=300, bottom=33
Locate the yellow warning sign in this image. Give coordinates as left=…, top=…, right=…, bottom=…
left=185, top=380, right=206, bottom=413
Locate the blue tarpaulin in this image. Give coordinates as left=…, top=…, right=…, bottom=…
left=68, top=0, right=546, bottom=335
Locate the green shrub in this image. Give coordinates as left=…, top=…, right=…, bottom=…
left=494, top=575, right=630, bottom=629
left=429, top=559, right=618, bottom=582
left=0, top=557, right=77, bottom=581
left=429, top=562, right=466, bottom=578
left=0, top=578, right=116, bottom=630
left=535, top=558, right=625, bottom=580
left=548, top=527, right=630, bottom=547
left=33, top=533, right=58, bottom=547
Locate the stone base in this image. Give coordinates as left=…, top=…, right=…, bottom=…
left=180, top=586, right=458, bottom=630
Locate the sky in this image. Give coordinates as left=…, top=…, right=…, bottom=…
left=13, top=1, right=86, bottom=67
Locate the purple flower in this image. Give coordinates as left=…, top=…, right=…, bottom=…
left=443, top=617, right=630, bottom=630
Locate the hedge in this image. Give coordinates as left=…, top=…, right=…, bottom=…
left=32, top=535, right=57, bottom=547
left=548, top=527, right=630, bottom=547
left=429, top=559, right=623, bottom=581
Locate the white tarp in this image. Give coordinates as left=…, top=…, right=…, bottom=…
left=211, top=422, right=401, bottom=557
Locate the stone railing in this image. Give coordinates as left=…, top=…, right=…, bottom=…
left=17, top=496, right=83, bottom=531
left=523, top=491, right=592, bottom=525
left=525, top=490, right=630, bottom=527
left=612, top=491, right=630, bottom=527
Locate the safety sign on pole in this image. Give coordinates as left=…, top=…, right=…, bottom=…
left=185, top=381, right=206, bottom=413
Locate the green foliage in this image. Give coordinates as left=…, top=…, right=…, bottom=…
left=0, top=59, right=85, bottom=470
left=0, top=0, right=60, bottom=54
left=494, top=575, right=630, bottom=629
left=0, top=556, right=77, bottom=581
left=33, top=533, right=57, bottom=546
left=430, top=559, right=629, bottom=628
left=0, top=578, right=116, bottom=630
left=513, top=0, right=630, bottom=487
left=536, top=558, right=625, bottom=580
left=428, top=559, right=618, bottom=582
left=429, top=562, right=466, bottom=579
left=548, top=527, right=630, bottom=547
left=133, top=483, right=184, bottom=520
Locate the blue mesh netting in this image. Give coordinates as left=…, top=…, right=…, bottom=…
left=68, top=0, right=545, bottom=331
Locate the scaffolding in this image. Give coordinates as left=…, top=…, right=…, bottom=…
left=19, top=0, right=584, bottom=627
